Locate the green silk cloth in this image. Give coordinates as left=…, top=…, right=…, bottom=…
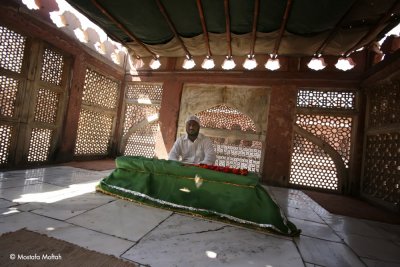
left=97, top=156, right=300, bottom=236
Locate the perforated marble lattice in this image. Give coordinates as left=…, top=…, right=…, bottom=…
left=0, top=124, right=13, bottom=164
left=0, top=25, right=26, bottom=73
left=27, top=128, right=52, bottom=162
left=211, top=138, right=262, bottom=172
left=34, top=88, right=60, bottom=124
left=194, top=105, right=261, bottom=173
left=297, top=89, right=356, bottom=109
left=368, top=82, right=400, bottom=128
left=196, top=105, right=257, bottom=131
left=74, top=109, right=113, bottom=155
left=0, top=76, right=19, bottom=117
left=362, top=133, right=400, bottom=207
left=289, top=133, right=338, bottom=190
left=40, top=48, right=64, bottom=86
left=123, top=104, right=160, bottom=135
left=126, top=83, right=163, bottom=101
left=82, top=68, right=119, bottom=109
left=124, top=123, right=159, bottom=157
left=296, top=114, right=352, bottom=167
left=121, top=82, right=163, bottom=155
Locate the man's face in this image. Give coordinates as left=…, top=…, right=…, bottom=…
left=186, top=120, right=200, bottom=136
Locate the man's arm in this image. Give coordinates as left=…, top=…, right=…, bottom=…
left=201, top=138, right=216, bottom=165
left=168, top=139, right=181, bottom=161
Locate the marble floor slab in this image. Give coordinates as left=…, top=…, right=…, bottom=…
left=41, top=172, right=106, bottom=187
left=0, top=198, right=15, bottom=209
left=66, top=199, right=173, bottom=241
left=295, top=235, right=365, bottom=267
left=0, top=211, right=71, bottom=235
left=342, top=233, right=400, bottom=263
left=0, top=183, right=67, bottom=203
left=289, top=217, right=342, bottom=242
left=0, top=176, right=44, bottom=189
left=45, top=222, right=135, bottom=257
left=361, top=257, right=400, bottom=267
left=366, top=220, right=400, bottom=242
left=122, top=213, right=303, bottom=267
left=17, top=192, right=116, bottom=220
left=0, top=166, right=399, bottom=267
left=324, top=215, right=387, bottom=239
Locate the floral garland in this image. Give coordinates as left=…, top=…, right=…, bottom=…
left=193, top=163, right=249, bottom=176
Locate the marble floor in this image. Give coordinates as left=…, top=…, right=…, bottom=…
left=1, top=166, right=399, bottom=267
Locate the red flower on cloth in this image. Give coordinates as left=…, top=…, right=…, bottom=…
left=193, top=164, right=249, bottom=176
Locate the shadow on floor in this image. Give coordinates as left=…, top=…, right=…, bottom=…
left=303, top=189, right=400, bottom=224
left=61, top=159, right=116, bottom=171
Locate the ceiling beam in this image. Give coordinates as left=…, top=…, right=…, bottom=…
left=155, top=0, right=192, bottom=58
left=272, top=0, right=293, bottom=57
left=196, top=0, right=212, bottom=57
left=224, top=0, right=232, bottom=57
left=344, top=0, right=400, bottom=57
left=315, top=0, right=360, bottom=56
left=91, top=0, right=157, bottom=59
left=250, top=0, right=260, bottom=56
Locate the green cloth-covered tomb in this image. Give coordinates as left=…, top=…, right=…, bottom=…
left=97, top=156, right=300, bottom=236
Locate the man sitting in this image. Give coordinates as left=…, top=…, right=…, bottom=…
left=168, top=115, right=216, bottom=165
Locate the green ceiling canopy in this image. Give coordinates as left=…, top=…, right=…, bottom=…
left=66, top=0, right=400, bottom=57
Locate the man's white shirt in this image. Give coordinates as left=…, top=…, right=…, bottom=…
left=168, top=133, right=216, bottom=165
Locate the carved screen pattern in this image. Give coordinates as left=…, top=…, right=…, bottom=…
left=210, top=138, right=262, bottom=172
left=289, top=133, right=338, bottom=190
left=34, top=88, right=60, bottom=124
left=196, top=104, right=257, bottom=131
left=297, top=89, right=355, bottom=109
left=124, top=123, right=159, bottom=158
left=296, top=114, right=352, bottom=167
left=362, top=133, right=399, bottom=207
left=0, top=124, right=13, bottom=164
left=82, top=69, right=119, bottom=109
left=126, top=83, right=163, bottom=101
left=74, top=109, right=114, bottom=155
left=195, top=105, right=261, bottom=173
left=122, top=82, right=163, bottom=157
left=27, top=128, right=52, bottom=162
left=368, top=82, right=400, bottom=128
left=40, top=48, right=64, bottom=85
left=0, top=76, right=19, bottom=117
left=0, top=25, right=26, bottom=73
left=123, top=104, right=160, bottom=135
